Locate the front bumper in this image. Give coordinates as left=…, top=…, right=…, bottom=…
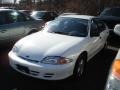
left=105, top=74, right=120, bottom=90
left=8, top=51, right=75, bottom=80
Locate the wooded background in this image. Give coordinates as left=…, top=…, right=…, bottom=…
left=1, top=0, right=120, bottom=15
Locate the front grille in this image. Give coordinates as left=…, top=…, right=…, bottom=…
left=16, top=64, right=39, bottom=76
left=30, top=70, right=39, bottom=76
left=19, top=56, right=39, bottom=63
left=43, top=73, right=55, bottom=78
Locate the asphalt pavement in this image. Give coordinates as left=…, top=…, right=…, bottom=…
left=0, top=35, right=120, bottom=90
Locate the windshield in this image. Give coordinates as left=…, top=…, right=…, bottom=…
left=44, top=17, right=88, bottom=37
left=100, top=8, right=120, bottom=17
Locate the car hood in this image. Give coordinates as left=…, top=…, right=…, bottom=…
left=16, top=32, right=85, bottom=62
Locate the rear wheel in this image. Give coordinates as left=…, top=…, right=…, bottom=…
left=73, top=54, right=86, bottom=80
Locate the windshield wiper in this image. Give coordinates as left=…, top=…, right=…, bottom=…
left=50, top=31, right=67, bottom=35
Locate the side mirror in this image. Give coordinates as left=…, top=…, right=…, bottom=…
left=114, top=24, right=120, bottom=36
left=90, top=30, right=100, bottom=37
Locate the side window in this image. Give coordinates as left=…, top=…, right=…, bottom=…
left=24, top=15, right=33, bottom=21
left=7, top=11, right=20, bottom=23
left=90, top=21, right=98, bottom=31
left=97, top=21, right=106, bottom=32
left=0, top=12, right=6, bottom=25
left=90, top=21, right=99, bottom=36
left=7, top=11, right=31, bottom=23
left=0, top=11, right=17, bottom=25
left=17, top=13, right=26, bottom=22
left=20, top=12, right=33, bottom=21
left=0, top=11, right=32, bottom=25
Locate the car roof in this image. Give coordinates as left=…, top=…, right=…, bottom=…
left=0, top=9, right=14, bottom=11
left=31, top=10, right=55, bottom=13
left=32, top=10, right=49, bottom=12
left=60, top=12, right=79, bottom=15
left=19, top=10, right=31, bottom=11
left=60, top=15, right=95, bottom=20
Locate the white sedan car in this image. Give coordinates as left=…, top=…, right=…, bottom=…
left=9, top=15, right=109, bottom=80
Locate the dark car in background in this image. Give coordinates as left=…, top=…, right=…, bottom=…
left=30, top=11, right=58, bottom=21
left=99, top=7, right=120, bottom=30
left=0, top=9, right=45, bottom=46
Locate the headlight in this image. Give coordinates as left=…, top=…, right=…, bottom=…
left=12, top=46, right=19, bottom=54
left=105, top=59, right=120, bottom=90
left=41, top=56, right=73, bottom=65
left=105, top=74, right=120, bottom=90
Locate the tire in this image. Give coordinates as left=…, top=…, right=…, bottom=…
left=101, top=40, right=108, bottom=53
left=103, top=41, right=107, bottom=49
left=73, top=54, right=86, bottom=80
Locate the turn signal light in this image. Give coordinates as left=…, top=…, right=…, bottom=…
left=112, top=59, right=120, bottom=80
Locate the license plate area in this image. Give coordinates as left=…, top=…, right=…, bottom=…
left=16, top=64, right=30, bottom=74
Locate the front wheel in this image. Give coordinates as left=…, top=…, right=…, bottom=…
left=73, top=55, right=86, bottom=80
left=101, top=41, right=108, bottom=52
left=103, top=41, right=108, bottom=49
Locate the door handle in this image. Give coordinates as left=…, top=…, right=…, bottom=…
left=0, top=30, right=7, bottom=33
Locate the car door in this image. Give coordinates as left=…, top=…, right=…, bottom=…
left=8, top=11, right=27, bottom=42
left=19, top=13, right=39, bottom=34
left=87, top=20, right=102, bottom=59
left=20, top=13, right=44, bottom=34
left=10, top=11, right=39, bottom=41
left=14, top=12, right=33, bottom=35
left=96, top=20, right=109, bottom=49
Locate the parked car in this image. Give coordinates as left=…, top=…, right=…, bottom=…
left=114, top=24, right=120, bottom=36
left=9, top=15, right=109, bottom=80
left=30, top=11, right=58, bottom=21
left=0, top=9, right=45, bottom=46
left=105, top=49, right=120, bottom=90
left=99, top=7, right=120, bottom=30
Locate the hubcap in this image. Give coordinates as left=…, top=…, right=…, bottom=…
left=77, top=59, right=84, bottom=77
